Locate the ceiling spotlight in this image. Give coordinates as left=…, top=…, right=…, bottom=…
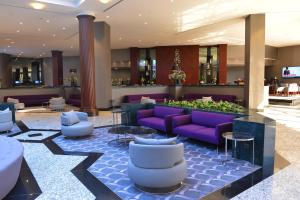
left=16, top=30, right=20, bottom=33
left=46, top=19, right=50, bottom=23
left=7, top=46, right=11, bottom=48
left=106, top=15, right=110, bottom=19
left=62, top=27, right=66, bottom=30
left=30, top=2, right=46, bottom=10
left=38, top=28, right=41, bottom=31
left=52, top=34, right=56, bottom=37
left=10, top=41, right=15, bottom=44
left=138, top=13, right=142, bottom=17
left=144, top=22, right=148, bottom=25
left=99, top=0, right=112, bottom=4
left=42, top=43, right=46, bottom=47
left=19, top=22, right=23, bottom=25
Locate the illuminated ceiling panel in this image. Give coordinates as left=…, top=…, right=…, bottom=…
left=37, top=0, right=85, bottom=7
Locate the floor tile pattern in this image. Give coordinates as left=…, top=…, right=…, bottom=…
left=54, top=127, right=259, bottom=200
left=22, top=142, right=95, bottom=200
left=14, top=130, right=59, bottom=141
left=0, top=123, right=21, bottom=136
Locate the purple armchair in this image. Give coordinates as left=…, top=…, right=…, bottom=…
left=172, top=111, right=234, bottom=145
left=137, top=106, right=184, bottom=133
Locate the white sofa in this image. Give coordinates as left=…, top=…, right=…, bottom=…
left=7, top=98, right=25, bottom=110
left=128, top=139, right=186, bottom=193
left=49, top=97, right=66, bottom=111
left=61, top=111, right=93, bottom=137
left=0, top=109, right=13, bottom=132
left=0, top=136, right=24, bottom=199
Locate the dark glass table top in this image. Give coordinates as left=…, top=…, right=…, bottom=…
left=108, top=126, right=156, bottom=135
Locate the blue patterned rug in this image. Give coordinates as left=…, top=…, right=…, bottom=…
left=54, top=127, right=259, bottom=200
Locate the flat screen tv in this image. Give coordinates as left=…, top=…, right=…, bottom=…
left=282, top=66, right=300, bottom=78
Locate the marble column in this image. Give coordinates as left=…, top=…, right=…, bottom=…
left=244, top=14, right=266, bottom=109
left=94, top=22, right=112, bottom=109
left=77, top=14, right=97, bottom=115
left=0, top=53, right=11, bottom=88
left=51, top=50, right=63, bottom=86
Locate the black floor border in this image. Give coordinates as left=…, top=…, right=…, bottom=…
left=7, top=121, right=121, bottom=200
left=8, top=120, right=290, bottom=200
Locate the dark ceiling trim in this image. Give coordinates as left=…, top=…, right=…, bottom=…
left=103, top=0, right=125, bottom=13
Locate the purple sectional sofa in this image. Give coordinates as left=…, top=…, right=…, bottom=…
left=124, top=93, right=170, bottom=103
left=67, top=94, right=81, bottom=107
left=137, top=106, right=184, bottom=133
left=4, top=94, right=59, bottom=107
left=172, top=111, right=234, bottom=145
left=184, top=93, right=237, bottom=103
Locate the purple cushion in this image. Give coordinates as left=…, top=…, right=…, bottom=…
left=192, top=111, right=234, bottom=127
left=173, top=124, right=218, bottom=144
left=153, top=106, right=184, bottom=118
left=138, top=117, right=166, bottom=132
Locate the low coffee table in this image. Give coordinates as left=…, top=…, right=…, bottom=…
left=108, top=126, right=156, bottom=144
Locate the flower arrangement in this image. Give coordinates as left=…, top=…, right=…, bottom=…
left=168, top=69, right=186, bottom=82
left=168, top=49, right=186, bottom=83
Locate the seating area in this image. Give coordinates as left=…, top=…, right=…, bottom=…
left=184, top=93, right=237, bottom=103
left=1, top=0, right=293, bottom=199
left=124, top=93, right=170, bottom=103
left=4, top=94, right=59, bottom=107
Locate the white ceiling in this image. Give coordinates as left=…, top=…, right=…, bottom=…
left=0, top=0, right=300, bottom=58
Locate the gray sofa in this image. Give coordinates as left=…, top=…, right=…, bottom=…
left=0, top=136, right=24, bottom=199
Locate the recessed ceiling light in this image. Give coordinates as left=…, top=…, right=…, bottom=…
left=170, top=0, right=174, bottom=2
left=138, top=39, right=142, bottom=42
left=10, top=41, right=15, bottom=44
left=138, top=13, right=142, bottom=17
left=70, top=46, right=73, bottom=49
left=106, top=15, right=110, bottom=19
left=42, top=43, right=46, bottom=47
left=119, top=37, right=122, bottom=40
left=144, top=22, right=148, bottom=25
left=19, top=22, right=23, bottom=25
left=38, top=28, right=41, bottom=31
left=52, top=34, right=56, bottom=37
left=7, top=46, right=11, bottom=48
left=46, top=19, right=50, bottom=23
left=99, top=0, right=112, bottom=4
left=30, top=2, right=46, bottom=10
left=16, top=30, right=20, bottom=33
left=62, top=27, right=66, bottom=30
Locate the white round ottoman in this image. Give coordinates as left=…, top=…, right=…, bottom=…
left=0, top=136, right=24, bottom=199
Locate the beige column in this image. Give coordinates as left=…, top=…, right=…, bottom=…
left=94, top=22, right=112, bottom=109
left=244, top=14, right=265, bottom=109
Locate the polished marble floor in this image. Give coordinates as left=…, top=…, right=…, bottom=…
left=232, top=106, right=300, bottom=200
left=4, top=106, right=299, bottom=199
left=54, top=127, right=258, bottom=200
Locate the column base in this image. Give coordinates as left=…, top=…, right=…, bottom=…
left=80, top=107, right=98, bottom=116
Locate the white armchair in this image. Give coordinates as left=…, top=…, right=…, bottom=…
left=128, top=140, right=186, bottom=193
left=0, top=109, right=13, bottom=132
left=287, top=83, right=299, bottom=95
left=61, top=111, right=93, bottom=137
left=7, top=98, right=25, bottom=110
left=49, top=97, right=66, bottom=111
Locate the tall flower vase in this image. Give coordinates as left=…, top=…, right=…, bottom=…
left=175, top=79, right=182, bottom=86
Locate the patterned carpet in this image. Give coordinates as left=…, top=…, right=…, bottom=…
left=54, top=127, right=259, bottom=200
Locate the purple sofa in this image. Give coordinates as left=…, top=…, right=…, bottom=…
left=67, top=94, right=81, bottom=107
left=184, top=93, right=237, bottom=103
left=4, top=94, right=59, bottom=107
left=124, top=93, right=170, bottom=103
left=137, top=106, right=184, bottom=133
left=172, top=111, right=234, bottom=145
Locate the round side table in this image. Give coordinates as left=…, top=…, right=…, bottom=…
left=222, top=132, right=255, bottom=164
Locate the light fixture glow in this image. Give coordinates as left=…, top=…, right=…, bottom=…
left=30, top=2, right=46, bottom=10
left=99, top=0, right=112, bottom=4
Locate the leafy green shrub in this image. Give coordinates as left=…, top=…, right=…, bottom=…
left=164, top=100, right=244, bottom=114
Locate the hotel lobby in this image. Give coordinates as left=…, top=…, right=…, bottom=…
left=0, top=0, right=300, bottom=200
